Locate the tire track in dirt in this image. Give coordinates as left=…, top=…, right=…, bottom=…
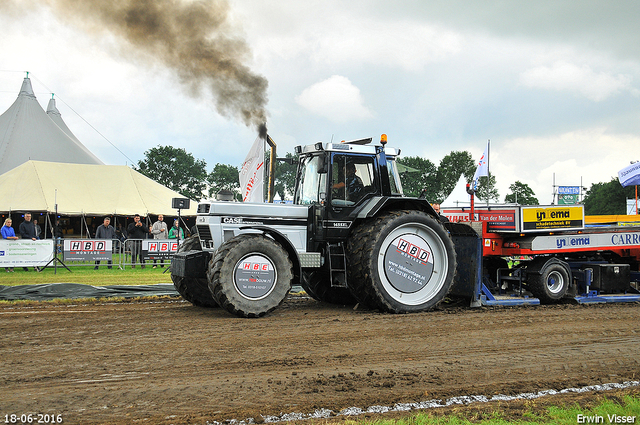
left=1, top=298, right=639, bottom=424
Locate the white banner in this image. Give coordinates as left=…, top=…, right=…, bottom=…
left=239, top=136, right=265, bottom=203
left=0, top=240, right=54, bottom=267
left=618, top=162, right=640, bottom=187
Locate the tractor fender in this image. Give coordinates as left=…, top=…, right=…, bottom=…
left=356, top=196, right=439, bottom=220
left=239, top=225, right=301, bottom=281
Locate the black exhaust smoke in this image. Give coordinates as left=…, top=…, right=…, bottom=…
left=1, top=0, right=269, bottom=134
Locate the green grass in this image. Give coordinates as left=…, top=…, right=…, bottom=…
left=0, top=260, right=173, bottom=286
left=340, top=394, right=640, bottom=425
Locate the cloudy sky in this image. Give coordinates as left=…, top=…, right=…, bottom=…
left=1, top=0, right=639, bottom=204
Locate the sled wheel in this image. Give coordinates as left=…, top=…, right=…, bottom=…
left=171, top=235, right=217, bottom=308
left=301, top=270, right=357, bottom=305
left=347, top=210, right=456, bottom=313
left=528, top=260, right=570, bottom=303
left=208, top=234, right=293, bottom=318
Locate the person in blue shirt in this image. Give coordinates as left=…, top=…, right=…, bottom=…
left=2, top=218, right=18, bottom=272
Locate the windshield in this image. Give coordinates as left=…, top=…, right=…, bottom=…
left=294, top=155, right=326, bottom=205
left=387, top=158, right=404, bottom=195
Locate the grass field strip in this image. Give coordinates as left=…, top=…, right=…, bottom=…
left=205, top=380, right=640, bottom=424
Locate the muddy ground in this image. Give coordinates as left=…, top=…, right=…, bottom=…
left=1, top=296, right=640, bottom=424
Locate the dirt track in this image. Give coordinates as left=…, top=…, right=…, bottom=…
left=1, top=297, right=640, bottom=424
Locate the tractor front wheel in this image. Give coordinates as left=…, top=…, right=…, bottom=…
left=208, top=234, right=293, bottom=318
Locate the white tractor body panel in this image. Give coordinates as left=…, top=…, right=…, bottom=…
left=196, top=201, right=309, bottom=253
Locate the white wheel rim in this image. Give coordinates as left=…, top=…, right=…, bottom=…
left=376, top=222, right=449, bottom=306
left=546, top=270, right=565, bottom=294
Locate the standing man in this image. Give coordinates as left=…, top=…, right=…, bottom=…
left=150, top=214, right=168, bottom=268
left=33, top=219, right=41, bottom=239
left=95, top=217, right=116, bottom=270
left=19, top=212, right=38, bottom=272
left=127, top=214, right=149, bottom=269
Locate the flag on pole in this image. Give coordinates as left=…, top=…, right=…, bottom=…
left=239, top=136, right=265, bottom=202
left=472, top=142, right=489, bottom=191
left=618, top=162, right=640, bottom=187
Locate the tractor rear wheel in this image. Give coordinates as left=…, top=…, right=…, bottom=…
left=208, top=234, right=293, bottom=318
left=170, top=236, right=218, bottom=308
left=301, top=270, right=357, bottom=305
left=347, top=210, right=456, bottom=313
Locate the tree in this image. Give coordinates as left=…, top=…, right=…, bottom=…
left=583, top=178, right=635, bottom=215
left=505, top=181, right=539, bottom=205
left=273, top=152, right=298, bottom=200
left=207, top=163, right=241, bottom=200
left=434, top=151, right=476, bottom=203
left=475, top=173, right=500, bottom=203
left=397, top=156, right=437, bottom=198
left=136, top=145, right=207, bottom=201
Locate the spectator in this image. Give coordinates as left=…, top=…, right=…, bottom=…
left=33, top=219, right=41, bottom=239
left=53, top=220, right=64, bottom=253
left=19, top=212, right=37, bottom=241
left=127, top=214, right=149, bottom=269
left=168, top=219, right=184, bottom=240
left=150, top=214, right=168, bottom=268
left=19, top=212, right=38, bottom=272
left=2, top=218, right=18, bottom=272
left=94, top=217, right=116, bottom=270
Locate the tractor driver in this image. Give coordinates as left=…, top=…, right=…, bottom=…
left=332, top=162, right=364, bottom=203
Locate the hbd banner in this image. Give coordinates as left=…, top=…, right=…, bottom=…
left=142, top=239, right=180, bottom=260
left=63, top=239, right=113, bottom=262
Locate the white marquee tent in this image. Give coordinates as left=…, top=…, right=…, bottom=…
left=441, top=175, right=490, bottom=207
left=0, top=77, right=103, bottom=176
left=0, top=160, right=197, bottom=216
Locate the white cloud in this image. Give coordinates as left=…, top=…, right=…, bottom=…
left=295, top=75, right=374, bottom=123
left=493, top=128, right=640, bottom=204
left=309, top=19, right=463, bottom=72
left=520, top=61, right=633, bottom=101
left=243, top=9, right=463, bottom=73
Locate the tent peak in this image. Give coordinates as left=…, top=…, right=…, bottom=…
left=46, top=97, right=61, bottom=117
left=19, top=77, right=35, bottom=99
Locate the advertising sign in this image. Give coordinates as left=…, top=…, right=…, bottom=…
left=530, top=230, right=640, bottom=251
left=558, top=186, right=580, bottom=195
left=142, top=239, right=180, bottom=260
left=557, top=186, right=580, bottom=205
left=558, top=194, right=579, bottom=205
left=63, top=239, right=113, bottom=261
left=521, top=205, right=584, bottom=231
left=0, top=240, right=54, bottom=267
left=441, top=207, right=518, bottom=232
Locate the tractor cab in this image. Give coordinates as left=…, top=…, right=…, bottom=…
left=293, top=135, right=404, bottom=206
left=293, top=135, right=404, bottom=241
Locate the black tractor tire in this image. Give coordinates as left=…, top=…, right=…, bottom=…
left=346, top=210, right=456, bottom=313
left=208, top=234, right=293, bottom=318
left=301, top=270, right=357, bottom=305
left=170, top=236, right=218, bottom=308
left=527, top=259, right=570, bottom=303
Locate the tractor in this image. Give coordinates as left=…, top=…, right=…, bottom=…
left=171, top=135, right=459, bottom=317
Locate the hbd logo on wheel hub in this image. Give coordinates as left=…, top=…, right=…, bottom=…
left=396, top=238, right=430, bottom=265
